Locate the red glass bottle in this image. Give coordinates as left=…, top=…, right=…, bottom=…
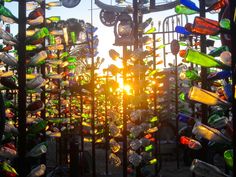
left=186, top=16, right=220, bottom=35
left=206, top=0, right=226, bottom=12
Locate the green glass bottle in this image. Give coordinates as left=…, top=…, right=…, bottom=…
left=182, top=69, right=200, bottom=81
left=224, top=149, right=233, bottom=169
left=70, top=31, right=76, bottom=44
left=67, top=56, right=77, bottom=63
left=208, top=45, right=229, bottom=57
left=46, top=16, right=61, bottom=23
left=145, top=144, right=154, bottom=152
left=175, top=5, right=197, bottom=15
left=26, top=44, right=42, bottom=51
left=28, top=27, right=49, bottom=44
left=28, top=120, right=48, bottom=134
left=185, top=49, right=231, bottom=70
left=48, top=34, right=55, bottom=45
left=220, top=18, right=230, bottom=30
left=0, top=4, right=18, bottom=23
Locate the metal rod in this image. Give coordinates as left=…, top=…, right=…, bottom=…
left=90, top=1, right=96, bottom=177
left=199, top=0, right=208, bottom=125
left=105, top=71, right=109, bottom=175
left=133, top=0, right=139, bottom=49
left=122, top=46, right=128, bottom=177
left=230, top=0, right=236, bottom=176
left=18, top=0, right=27, bottom=176
left=175, top=54, right=179, bottom=169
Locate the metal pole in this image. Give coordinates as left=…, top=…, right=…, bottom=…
left=105, top=72, right=109, bottom=175
left=18, top=0, right=27, bottom=176
left=230, top=0, right=236, bottom=176
left=133, top=0, right=139, bottom=49
left=175, top=54, right=179, bottom=169
left=123, top=46, right=128, bottom=177
left=199, top=0, right=208, bottom=125
left=90, top=1, right=96, bottom=177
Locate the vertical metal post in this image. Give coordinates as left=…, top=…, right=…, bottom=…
left=18, top=1, right=27, bottom=177
left=152, top=33, right=160, bottom=175
left=123, top=46, right=128, bottom=177
left=175, top=54, right=179, bottom=169
left=133, top=0, right=139, bottom=49
left=230, top=0, right=236, bottom=176
left=105, top=72, right=109, bottom=175
left=199, top=0, right=208, bottom=125
left=40, top=1, right=47, bottom=171
left=90, top=1, right=96, bottom=177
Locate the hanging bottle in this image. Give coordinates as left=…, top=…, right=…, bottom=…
left=27, top=15, right=44, bottom=26
left=27, top=27, right=49, bottom=44
left=207, top=114, right=228, bottom=129
left=109, top=138, right=121, bottom=153
left=138, top=17, right=152, bottom=32
left=0, top=26, right=18, bottom=45
left=26, top=1, right=40, bottom=11
left=224, top=149, right=233, bottom=169
left=184, top=48, right=231, bottom=70
left=179, top=69, right=200, bottom=81
left=26, top=142, right=47, bottom=157
left=188, top=86, right=231, bottom=107
left=47, top=44, right=64, bottom=51
left=180, top=136, right=202, bottom=150
left=46, top=16, right=61, bottom=23
left=27, top=164, right=46, bottom=177
left=28, top=50, right=48, bottom=66
left=207, top=70, right=231, bottom=81
left=175, top=26, right=192, bottom=35
left=186, top=17, right=220, bottom=35
left=0, top=52, right=18, bottom=67
left=26, top=44, right=43, bottom=51
left=206, top=0, right=226, bottom=12
left=208, top=45, right=229, bottom=57
left=190, top=159, right=230, bottom=177
left=0, top=161, right=18, bottom=177
left=27, top=120, right=48, bottom=134
left=46, top=1, right=62, bottom=8
left=109, top=153, right=121, bottom=167
left=27, top=7, right=44, bottom=20
left=180, top=0, right=200, bottom=11
left=192, top=121, right=231, bottom=144
left=0, top=4, right=18, bottom=23
left=175, top=5, right=197, bottom=15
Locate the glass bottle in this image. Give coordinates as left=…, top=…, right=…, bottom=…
left=138, top=17, right=152, bottom=32
left=109, top=153, right=121, bottom=167
left=224, top=149, right=233, bottom=169
left=28, top=27, right=49, bottom=44
left=188, top=86, right=231, bottom=107
left=46, top=1, right=62, bottom=8
left=28, top=120, right=48, bottom=134
left=26, top=1, right=39, bottom=11
left=27, top=15, right=44, bottom=26
left=46, top=16, right=61, bottom=23
left=0, top=52, right=17, bottom=67
left=28, top=7, right=44, bottom=20
left=0, top=161, right=18, bottom=176
left=144, top=144, right=154, bottom=152
left=179, top=69, right=200, bottom=81
left=0, top=4, right=18, bottom=23
left=180, top=0, right=200, bottom=11
left=208, top=45, right=229, bottom=57
left=175, top=26, right=192, bottom=35
left=0, top=27, right=18, bottom=44
left=206, top=0, right=226, bottom=12
left=207, top=70, right=231, bottom=81
left=28, top=50, right=48, bottom=66
left=207, top=114, right=228, bottom=129
left=27, top=164, right=46, bottom=177
left=190, top=159, right=230, bottom=177
left=188, top=16, right=220, bottom=35
left=70, top=31, right=76, bottom=44
left=177, top=113, right=194, bottom=124
left=26, top=44, right=43, bottom=51
left=185, top=49, right=231, bottom=70
left=192, top=121, right=231, bottom=144
left=180, top=136, right=202, bottom=150
left=175, top=5, right=197, bottom=15
left=109, top=138, right=120, bottom=153
left=128, top=152, right=142, bottom=167
left=26, top=142, right=47, bottom=157
left=130, top=139, right=142, bottom=151
left=47, top=44, right=64, bottom=51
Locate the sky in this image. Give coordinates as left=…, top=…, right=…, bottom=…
left=4, top=0, right=218, bottom=70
